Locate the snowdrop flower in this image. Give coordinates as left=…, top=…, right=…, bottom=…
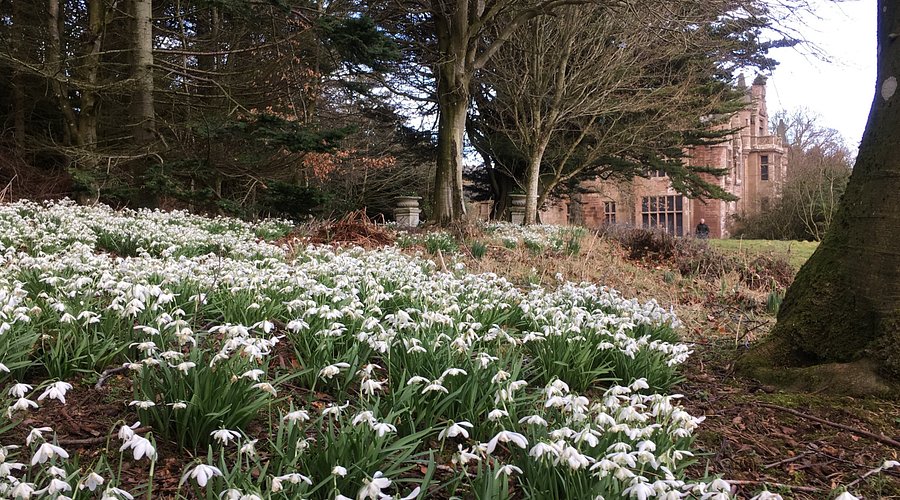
left=130, top=341, right=157, bottom=355
left=120, top=435, right=156, bottom=461
left=37, top=381, right=73, bottom=404
left=39, top=478, right=72, bottom=495
left=8, top=383, right=32, bottom=398
left=47, top=465, right=67, bottom=477
left=79, top=472, right=105, bottom=491
left=529, top=441, right=561, bottom=459
left=370, top=421, right=397, bottom=437
left=453, top=444, right=481, bottom=465
left=491, top=370, right=511, bottom=384
left=102, top=486, right=135, bottom=499
left=322, top=401, right=350, bottom=418
left=494, top=464, right=522, bottom=478
left=708, top=478, right=731, bottom=493
left=31, top=442, right=70, bottom=465
left=129, top=400, right=155, bottom=410
left=332, top=465, right=348, bottom=477
left=357, top=471, right=391, bottom=500
left=26, top=427, right=53, bottom=445
left=487, top=408, right=508, bottom=421
left=182, top=463, right=222, bottom=487
left=271, top=472, right=312, bottom=492
left=438, top=421, right=473, bottom=440
left=252, top=382, right=277, bottom=396
left=441, top=368, right=467, bottom=378
left=240, top=369, right=265, bottom=381
left=485, top=430, right=528, bottom=454
left=118, top=422, right=141, bottom=441
left=0, top=362, right=9, bottom=373
left=10, top=482, right=36, bottom=499
left=422, top=380, right=448, bottom=394
left=630, top=378, right=650, bottom=391
left=169, top=401, right=188, bottom=410
left=833, top=493, right=860, bottom=500
left=7, top=397, right=38, bottom=417
left=210, top=429, right=241, bottom=446
left=360, top=378, right=385, bottom=396
left=171, top=361, right=196, bottom=374
left=283, top=409, right=310, bottom=423
left=318, top=362, right=350, bottom=380
left=406, top=376, right=429, bottom=385
left=352, top=411, right=376, bottom=426
left=239, top=439, right=258, bottom=456
left=518, top=415, right=548, bottom=426
left=622, top=478, right=655, bottom=500
left=750, top=492, right=783, bottom=500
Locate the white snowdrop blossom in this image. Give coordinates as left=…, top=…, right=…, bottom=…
left=240, top=369, right=265, bottom=381
left=358, top=471, right=391, bottom=500
left=332, top=465, right=348, bottom=477
left=252, top=382, right=277, bottom=396
left=31, top=442, right=70, bottom=465
left=8, top=383, right=32, bottom=398
left=485, top=431, right=528, bottom=454
left=119, top=435, right=156, bottom=461
left=210, top=429, right=242, bottom=446
left=80, top=472, right=106, bottom=491
left=183, top=463, right=223, bottom=487
left=37, top=381, right=73, bottom=404
left=438, top=421, right=473, bottom=440
left=494, top=464, right=523, bottom=478
left=283, top=409, right=310, bottom=423
left=26, top=427, right=53, bottom=446
left=318, top=362, right=350, bottom=380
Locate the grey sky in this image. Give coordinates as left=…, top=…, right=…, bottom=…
left=765, top=0, right=876, bottom=149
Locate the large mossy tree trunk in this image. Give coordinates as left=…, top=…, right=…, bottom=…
left=739, top=0, right=900, bottom=396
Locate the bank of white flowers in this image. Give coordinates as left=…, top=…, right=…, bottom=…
left=1, top=200, right=724, bottom=499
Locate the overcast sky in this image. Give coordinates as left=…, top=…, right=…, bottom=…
left=764, top=0, right=876, bottom=149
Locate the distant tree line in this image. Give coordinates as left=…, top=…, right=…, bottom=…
left=0, top=0, right=802, bottom=221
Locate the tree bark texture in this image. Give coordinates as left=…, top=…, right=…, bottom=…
left=132, top=0, right=156, bottom=146
left=752, top=0, right=900, bottom=378
left=430, top=2, right=472, bottom=224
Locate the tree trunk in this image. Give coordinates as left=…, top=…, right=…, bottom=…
left=11, top=0, right=26, bottom=147
left=46, top=0, right=79, bottom=144
left=740, top=0, right=900, bottom=392
left=77, top=0, right=103, bottom=148
left=431, top=2, right=471, bottom=225
left=132, top=0, right=156, bottom=146
left=524, top=139, right=551, bottom=225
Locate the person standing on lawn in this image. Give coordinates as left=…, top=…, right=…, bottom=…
left=695, top=218, right=710, bottom=239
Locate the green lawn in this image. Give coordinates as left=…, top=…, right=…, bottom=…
left=709, top=239, right=819, bottom=270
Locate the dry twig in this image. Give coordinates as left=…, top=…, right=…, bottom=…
left=758, top=403, right=900, bottom=449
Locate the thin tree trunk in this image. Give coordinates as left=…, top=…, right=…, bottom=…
left=78, top=0, right=103, bottom=148
left=46, top=0, right=79, bottom=143
left=132, top=0, right=155, bottom=145
left=523, top=140, right=549, bottom=225
left=742, top=0, right=900, bottom=382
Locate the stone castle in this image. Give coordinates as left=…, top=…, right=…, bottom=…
left=525, top=75, right=786, bottom=238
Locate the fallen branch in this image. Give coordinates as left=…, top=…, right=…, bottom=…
left=762, top=452, right=811, bottom=470
left=728, top=480, right=820, bottom=493
left=758, top=403, right=900, bottom=449
left=94, top=365, right=130, bottom=389
left=58, top=427, right=151, bottom=446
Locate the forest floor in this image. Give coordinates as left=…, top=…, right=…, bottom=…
left=393, top=225, right=899, bottom=499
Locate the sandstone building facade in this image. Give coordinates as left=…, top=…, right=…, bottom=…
left=538, top=76, right=785, bottom=238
